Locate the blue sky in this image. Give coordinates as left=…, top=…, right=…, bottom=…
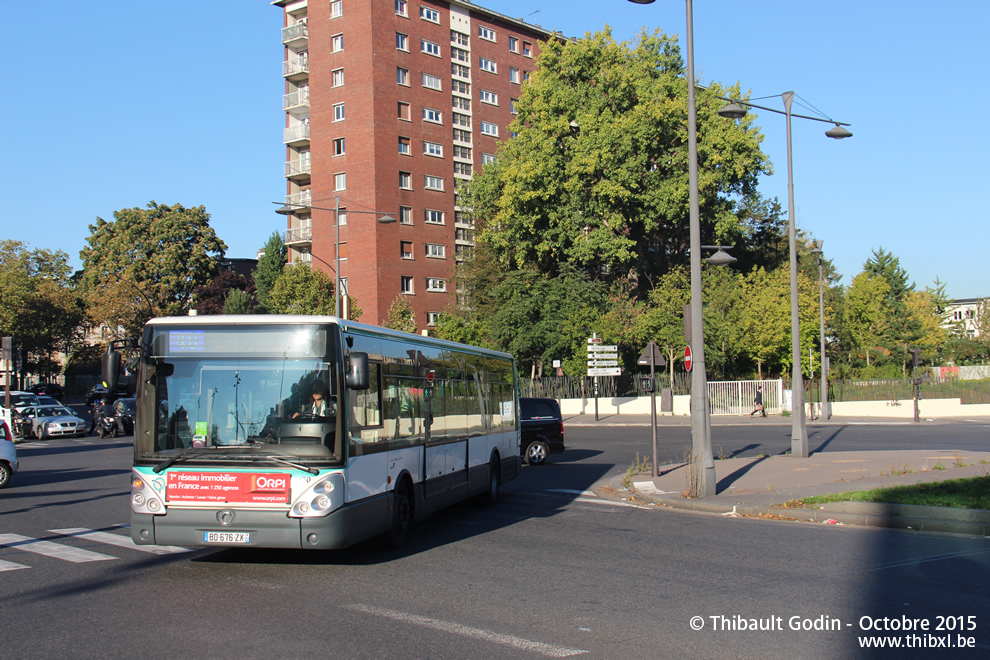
left=2, top=1, right=986, bottom=299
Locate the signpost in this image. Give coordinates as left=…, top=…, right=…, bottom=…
left=638, top=340, right=667, bottom=478
left=587, top=335, right=621, bottom=421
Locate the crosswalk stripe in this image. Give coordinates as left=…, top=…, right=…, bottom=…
left=0, top=533, right=117, bottom=563
left=0, top=559, right=30, bottom=572
left=49, top=528, right=192, bottom=555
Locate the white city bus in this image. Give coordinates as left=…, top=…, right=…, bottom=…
left=105, top=316, right=520, bottom=550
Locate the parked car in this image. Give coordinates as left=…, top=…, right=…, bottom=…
left=18, top=404, right=87, bottom=439
left=519, top=397, right=565, bottom=465
left=29, top=382, right=64, bottom=399
left=37, top=395, right=59, bottom=407
left=113, top=398, right=137, bottom=435
left=85, top=384, right=109, bottom=405
left=1, top=392, right=40, bottom=438
left=0, top=420, right=18, bottom=488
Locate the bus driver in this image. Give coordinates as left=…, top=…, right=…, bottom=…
left=293, top=380, right=333, bottom=419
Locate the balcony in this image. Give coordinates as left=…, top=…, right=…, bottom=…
left=282, top=56, right=309, bottom=81
left=281, top=22, right=308, bottom=48
left=283, top=123, right=311, bottom=146
left=284, top=226, right=313, bottom=246
left=283, top=90, right=310, bottom=118
left=285, top=156, right=311, bottom=180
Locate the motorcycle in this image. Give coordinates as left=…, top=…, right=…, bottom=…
left=97, top=413, right=119, bottom=439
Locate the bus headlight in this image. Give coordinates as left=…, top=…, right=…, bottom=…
left=289, top=472, right=343, bottom=518
left=131, top=470, right=166, bottom=515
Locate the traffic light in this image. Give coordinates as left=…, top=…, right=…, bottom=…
left=639, top=377, right=655, bottom=393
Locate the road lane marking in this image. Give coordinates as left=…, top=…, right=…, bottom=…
left=49, top=528, right=192, bottom=554
left=574, top=498, right=649, bottom=509
left=0, top=559, right=30, bottom=572
left=869, top=548, right=990, bottom=571
left=547, top=489, right=599, bottom=497
left=0, top=534, right=116, bottom=563
left=345, top=604, right=587, bottom=657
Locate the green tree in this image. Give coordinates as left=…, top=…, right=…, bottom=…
left=633, top=266, right=690, bottom=385
left=842, top=272, right=892, bottom=369
left=863, top=247, right=914, bottom=301
left=382, top=296, right=418, bottom=334
left=738, top=267, right=790, bottom=379
left=194, top=270, right=256, bottom=315
left=702, top=266, right=744, bottom=379
left=0, top=240, right=83, bottom=382
left=467, top=28, right=769, bottom=297
left=903, top=286, right=950, bottom=366
left=79, top=201, right=226, bottom=337
left=223, top=288, right=253, bottom=315
left=254, top=231, right=287, bottom=311
left=268, top=264, right=335, bottom=316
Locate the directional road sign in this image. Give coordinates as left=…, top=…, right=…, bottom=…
left=587, top=367, right=622, bottom=377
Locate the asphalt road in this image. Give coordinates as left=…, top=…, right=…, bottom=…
left=2, top=424, right=988, bottom=658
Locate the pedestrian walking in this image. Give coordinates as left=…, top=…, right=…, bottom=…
left=750, top=386, right=766, bottom=418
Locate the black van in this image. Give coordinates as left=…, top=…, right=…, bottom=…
left=519, top=397, right=565, bottom=465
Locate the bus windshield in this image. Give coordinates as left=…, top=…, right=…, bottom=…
left=136, top=323, right=342, bottom=465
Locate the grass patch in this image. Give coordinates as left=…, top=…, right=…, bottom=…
left=622, top=453, right=652, bottom=489
left=796, top=476, right=990, bottom=510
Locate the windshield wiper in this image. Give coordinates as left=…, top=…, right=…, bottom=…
left=263, top=455, right=319, bottom=475
left=153, top=448, right=208, bottom=473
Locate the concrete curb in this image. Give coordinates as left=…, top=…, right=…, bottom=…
left=599, top=476, right=990, bottom=537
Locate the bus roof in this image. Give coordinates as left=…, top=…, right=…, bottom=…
left=146, top=315, right=514, bottom=362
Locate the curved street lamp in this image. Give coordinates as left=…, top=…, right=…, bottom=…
left=718, top=93, right=851, bottom=456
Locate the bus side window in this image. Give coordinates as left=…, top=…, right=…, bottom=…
left=349, top=363, right=383, bottom=452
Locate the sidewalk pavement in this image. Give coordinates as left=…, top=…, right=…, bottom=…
left=565, top=413, right=990, bottom=536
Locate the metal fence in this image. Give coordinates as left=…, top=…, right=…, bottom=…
left=707, top=379, right=783, bottom=416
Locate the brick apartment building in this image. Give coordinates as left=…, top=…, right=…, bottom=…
left=273, top=0, right=555, bottom=330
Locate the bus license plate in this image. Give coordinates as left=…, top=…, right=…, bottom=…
left=204, top=531, right=250, bottom=544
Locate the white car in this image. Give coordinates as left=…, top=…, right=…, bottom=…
left=0, top=421, right=17, bottom=488
left=1, top=391, right=41, bottom=438
left=19, top=404, right=87, bottom=439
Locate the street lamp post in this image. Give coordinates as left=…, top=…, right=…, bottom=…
left=275, top=198, right=395, bottom=320
left=629, top=0, right=714, bottom=497
left=718, top=94, right=850, bottom=457
left=810, top=240, right=829, bottom=420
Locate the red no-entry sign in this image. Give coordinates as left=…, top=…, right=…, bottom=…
left=684, top=345, right=693, bottom=372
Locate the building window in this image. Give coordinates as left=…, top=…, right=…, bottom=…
left=478, top=25, right=496, bottom=42
left=510, top=98, right=518, bottom=114
left=452, top=128, right=472, bottom=143
left=399, top=206, right=413, bottom=225
left=421, top=39, right=441, bottom=57
left=396, top=33, right=408, bottom=51
left=425, top=209, right=444, bottom=224
left=451, top=30, right=469, bottom=46
left=479, top=89, right=498, bottom=105
left=451, top=63, right=470, bottom=79
left=334, top=172, right=346, bottom=191
left=420, top=6, right=440, bottom=23
left=427, top=312, right=440, bottom=327
left=334, top=138, right=345, bottom=156
left=330, top=0, right=342, bottom=18
left=331, top=34, right=343, bottom=52
left=395, top=0, right=407, bottom=17
left=338, top=210, right=347, bottom=226
left=399, top=171, right=412, bottom=189
left=426, top=243, right=446, bottom=259
left=397, top=66, right=409, bottom=85
left=523, top=70, right=530, bottom=82
left=480, top=121, right=499, bottom=137
left=482, top=152, right=496, bottom=165
left=423, top=107, right=442, bottom=124
left=508, top=36, right=518, bottom=52
left=479, top=57, right=497, bottom=74
left=426, top=278, right=447, bottom=292
left=509, top=67, right=520, bottom=84
left=401, top=276, right=414, bottom=294
left=451, top=79, right=470, bottom=96
left=453, top=161, right=472, bottom=176
left=452, top=96, right=470, bottom=110
left=398, top=101, right=411, bottom=121
left=332, top=68, right=345, bottom=87
left=398, top=136, right=410, bottom=154
left=424, top=175, right=444, bottom=191
left=510, top=131, right=519, bottom=139
left=522, top=41, right=532, bottom=57
left=422, top=73, right=442, bottom=91
left=455, top=227, right=474, bottom=241
left=451, top=47, right=469, bottom=63
left=423, top=141, right=443, bottom=157
left=452, top=112, right=470, bottom=127
left=453, top=145, right=472, bottom=159
left=454, top=210, right=473, bottom=225
left=333, top=103, right=345, bottom=121
left=401, top=241, right=414, bottom=259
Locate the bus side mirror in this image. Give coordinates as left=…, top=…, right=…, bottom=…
left=102, top=348, right=121, bottom=390
left=346, top=352, right=369, bottom=390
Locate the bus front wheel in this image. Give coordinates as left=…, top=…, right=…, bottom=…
left=386, top=480, right=412, bottom=549
left=481, top=456, right=500, bottom=506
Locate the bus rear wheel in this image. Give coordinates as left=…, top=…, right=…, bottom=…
left=481, top=456, right=500, bottom=506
